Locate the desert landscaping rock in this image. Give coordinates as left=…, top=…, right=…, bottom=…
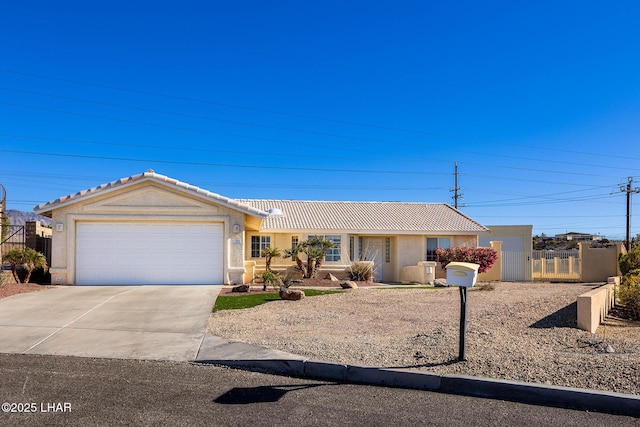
left=208, top=282, right=640, bottom=395
left=340, top=281, right=358, bottom=289
left=279, top=289, right=305, bottom=301
left=232, top=284, right=250, bottom=293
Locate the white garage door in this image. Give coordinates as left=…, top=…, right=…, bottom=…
left=76, top=222, right=224, bottom=285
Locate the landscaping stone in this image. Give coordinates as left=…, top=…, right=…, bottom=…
left=326, top=273, right=339, bottom=281
left=340, top=281, right=358, bottom=289
left=434, top=279, right=449, bottom=287
left=279, top=289, right=305, bottom=301
left=232, top=284, right=250, bottom=293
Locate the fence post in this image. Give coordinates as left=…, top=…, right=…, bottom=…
left=568, top=256, right=574, bottom=276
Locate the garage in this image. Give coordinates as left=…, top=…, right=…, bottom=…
left=75, top=222, right=224, bottom=285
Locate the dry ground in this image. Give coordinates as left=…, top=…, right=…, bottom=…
left=0, top=272, right=56, bottom=299
left=209, top=282, right=640, bottom=395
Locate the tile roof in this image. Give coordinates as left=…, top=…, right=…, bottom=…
left=34, top=170, right=270, bottom=218
left=240, top=200, right=489, bottom=234
left=33, top=171, right=488, bottom=235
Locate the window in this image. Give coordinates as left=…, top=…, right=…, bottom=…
left=251, top=235, right=271, bottom=258
left=385, top=237, right=391, bottom=263
left=426, top=237, right=450, bottom=261
left=323, top=235, right=341, bottom=262
left=291, top=236, right=299, bottom=249
left=349, top=236, right=355, bottom=261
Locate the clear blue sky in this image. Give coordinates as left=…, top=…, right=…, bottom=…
left=1, top=1, right=640, bottom=239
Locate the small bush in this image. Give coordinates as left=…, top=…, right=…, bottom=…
left=348, top=261, right=373, bottom=281
left=618, top=272, right=640, bottom=320
left=261, top=270, right=284, bottom=291
left=435, top=247, right=498, bottom=273
left=619, top=244, right=640, bottom=276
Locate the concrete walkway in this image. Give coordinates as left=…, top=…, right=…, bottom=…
left=0, top=285, right=221, bottom=361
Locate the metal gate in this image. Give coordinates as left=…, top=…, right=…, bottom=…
left=501, top=251, right=532, bottom=281
left=1, top=225, right=25, bottom=261
left=531, top=250, right=580, bottom=281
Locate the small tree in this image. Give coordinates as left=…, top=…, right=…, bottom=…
left=308, top=236, right=338, bottom=277
left=21, top=248, right=48, bottom=284
left=283, top=237, right=339, bottom=279
left=261, top=246, right=281, bottom=272
left=1, top=248, right=48, bottom=284
left=261, top=270, right=283, bottom=292
left=1, top=215, right=10, bottom=242
left=2, top=248, right=23, bottom=283
left=435, top=247, right=498, bottom=273
left=284, top=243, right=309, bottom=277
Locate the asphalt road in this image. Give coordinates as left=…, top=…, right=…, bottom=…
left=0, top=354, right=637, bottom=426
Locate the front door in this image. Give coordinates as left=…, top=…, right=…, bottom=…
left=361, top=237, right=384, bottom=281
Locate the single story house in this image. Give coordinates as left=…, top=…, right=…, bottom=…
left=34, top=170, right=490, bottom=285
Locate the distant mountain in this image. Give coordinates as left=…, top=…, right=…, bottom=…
left=5, top=209, right=52, bottom=227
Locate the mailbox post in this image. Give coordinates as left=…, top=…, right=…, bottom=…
left=445, top=262, right=480, bottom=361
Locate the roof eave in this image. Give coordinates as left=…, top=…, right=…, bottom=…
left=33, top=172, right=269, bottom=219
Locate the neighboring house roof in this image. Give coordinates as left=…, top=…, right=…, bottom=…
left=240, top=199, right=489, bottom=235
left=33, top=170, right=270, bottom=218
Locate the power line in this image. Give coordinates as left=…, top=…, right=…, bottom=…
left=2, top=67, right=639, bottom=163
left=6, top=86, right=640, bottom=169
left=0, top=148, right=450, bottom=176
left=0, top=131, right=623, bottom=181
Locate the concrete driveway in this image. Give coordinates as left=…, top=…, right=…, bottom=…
left=0, top=285, right=221, bottom=361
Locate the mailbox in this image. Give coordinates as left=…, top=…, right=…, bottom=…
left=445, top=262, right=479, bottom=287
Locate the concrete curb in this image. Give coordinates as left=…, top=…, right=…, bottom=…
left=195, top=337, right=640, bottom=417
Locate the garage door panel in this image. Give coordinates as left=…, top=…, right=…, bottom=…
left=76, top=223, right=223, bottom=285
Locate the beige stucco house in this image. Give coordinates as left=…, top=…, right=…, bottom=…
left=34, top=170, right=490, bottom=285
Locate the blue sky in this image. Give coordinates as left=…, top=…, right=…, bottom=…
left=1, top=1, right=640, bottom=239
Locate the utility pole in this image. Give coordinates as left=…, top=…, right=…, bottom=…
left=0, top=183, right=5, bottom=225
left=619, top=177, right=640, bottom=251
left=0, top=183, right=5, bottom=243
left=451, top=162, right=463, bottom=209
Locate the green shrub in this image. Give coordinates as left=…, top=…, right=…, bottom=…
left=618, top=271, right=640, bottom=320
left=2, top=248, right=48, bottom=284
left=619, top=244, right=640, bottom=276
left=261, top=270, right=283, bottom=291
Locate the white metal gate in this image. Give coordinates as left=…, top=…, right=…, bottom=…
left=501, top=251, right=532, bottom=281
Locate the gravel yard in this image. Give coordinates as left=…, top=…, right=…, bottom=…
left=208, top=282, right=640, bottom=395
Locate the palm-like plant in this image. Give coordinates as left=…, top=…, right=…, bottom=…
left=22, top=248, right=47, bottom=284
left=284, top=244, right=307, bottom=277
left=1, top=248, right=47, bottom=284
left=309, top=236, right=338, bottom=277
left=261, top=246, right=281, bottom=272
left=2, top=248, right=24, bottom=283
left=304, top=247, right=322, bottom=278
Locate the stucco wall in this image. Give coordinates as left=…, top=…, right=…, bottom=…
left=480, top=225, right=532, bottom=252
left=580, top=242, right=624, bottom=282
left=478, top=241, right=502, bottom=282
